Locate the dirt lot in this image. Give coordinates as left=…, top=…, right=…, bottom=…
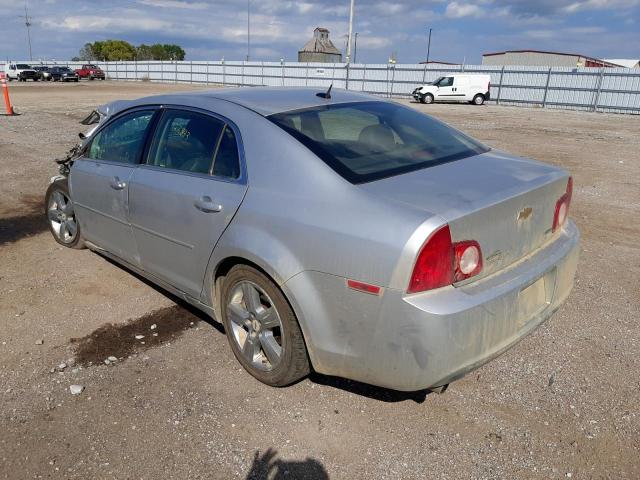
left=1, top=81, right=639, bottom=479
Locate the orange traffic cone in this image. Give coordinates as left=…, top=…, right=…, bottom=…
left=1, top=73, right=15, bottom=115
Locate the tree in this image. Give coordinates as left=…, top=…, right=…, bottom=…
left=79, top=41, right=186, bottom=61
left=78, top=43, right=97, bottom=61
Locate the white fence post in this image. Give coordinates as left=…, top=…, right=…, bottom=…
left=592, top=68, right=605, bottom=112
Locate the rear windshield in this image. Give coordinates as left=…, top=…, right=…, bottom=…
left=16, top=64, right=32, bottom=69
left=268, top=101, right=489, bottom=183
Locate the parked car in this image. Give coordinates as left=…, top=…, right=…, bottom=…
left=45, top=87, right=579, bottom=392
left=2, top=63, right=38, bottom=81
left=34, top=66, right=52, bottom=81
left=50, top=67, right=79, bottom=82
left=413, top=74, right=491, bottom=105
left=75, top=64, right=106, bottom=80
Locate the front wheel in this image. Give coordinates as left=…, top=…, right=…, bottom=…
left=473, top=94, right=485, bottom=105
left=221, top=265, right=310, bottom=387
left=423, top=93, right=434, bottom=104
left=45, top=179, right=85, bottom=249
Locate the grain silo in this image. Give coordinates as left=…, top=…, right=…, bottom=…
left=298, top=27, right=342, bottom=63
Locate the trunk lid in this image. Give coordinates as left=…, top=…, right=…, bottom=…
left=360, top=150, right=569, bottom=280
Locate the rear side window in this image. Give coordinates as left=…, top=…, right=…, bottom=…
left=87, top=110, right=154, bottom=164
left=212, top=126, right=240, bottom=179
left=146, top=110, right=224, bottom=174
left=269, top=101, right=488, bottom=183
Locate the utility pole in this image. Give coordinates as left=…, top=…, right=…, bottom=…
left=246, top=0, right=250, bottom=62
left=345, top=0, right=355, bottom=63
left=19, top=1, right=33, bottom=61
left=353, top=32, right=358, bottom=63
left=426, top=28, right=432, bottom=64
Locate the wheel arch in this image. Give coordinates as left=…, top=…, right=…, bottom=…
left=208, top=253, right=318, bottom=371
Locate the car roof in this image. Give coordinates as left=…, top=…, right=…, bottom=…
left=139, top=87, right=386, bottom=117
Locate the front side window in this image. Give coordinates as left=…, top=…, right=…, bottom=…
left=269, top=101, right=489, bottom=183
left=437, top=77, right=454, bottom=87
left=147, top=110, right=224, bottom=174
left=87, top=110, right=154, bottom=164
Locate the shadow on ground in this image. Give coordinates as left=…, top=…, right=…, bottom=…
left=0, top=194, right=47, bottom=246
left=309, top=372, right=432, bottom=404
left=246, top=448, right=329, bottom=480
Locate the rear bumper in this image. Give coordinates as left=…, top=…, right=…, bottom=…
left=285, top=221, right=579, bottom=391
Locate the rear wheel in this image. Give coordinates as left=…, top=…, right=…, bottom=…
left=473, top=94, right=485, bottom=105
left=221, top=265, right=310, bottom=387
left=45, top=179, right=85, bottom=249
left=423, top=93, right=434, bottom=104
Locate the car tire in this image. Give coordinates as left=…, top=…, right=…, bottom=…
left=221, top=265, right=310, bottom=387
left=423, top=93, right=434, bottom=104
left=89, top=76, right=94, bottom=80
left=473, top=94, right=485, bottom=105
left=44, top=179, right=85, bottom=249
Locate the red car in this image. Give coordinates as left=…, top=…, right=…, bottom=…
left=74, top=64, right=105, bottom=80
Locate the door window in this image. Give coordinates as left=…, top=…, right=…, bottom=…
left=212, top=126, right=241, bottom=179
left=437, top=77, right=454, bottom=87
left=88, top=110, right=154, bottom=164
left=147, top=110, right=224, bottom=174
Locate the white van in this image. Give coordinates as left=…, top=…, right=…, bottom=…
left=2, top=62, right=38, bottom=81
left=412, top=74, right=491, bottom=105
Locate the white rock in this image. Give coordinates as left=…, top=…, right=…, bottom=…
left=135, top=335, right=144, bottom=340
left=35, top=339, right=44, bottom=345
left=150, top=324, right=157, bottom=330
left=69, top=385, right=84, bottom=395
left=57, top=363, right=67, bottom=371
left=104, top=359, right=111, bottom=365
left=67, top=358, right=75, bottom=367
left=107, top=356, right=118, bottom=362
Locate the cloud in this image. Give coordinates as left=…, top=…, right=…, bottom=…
left=137, top=0, right=208, bottom=9
left=44, top=15, right=173, bottom=32
left=445, top=2, right=484, bottom=18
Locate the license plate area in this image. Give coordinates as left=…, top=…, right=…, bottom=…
left=517, top=276, right=550, bottom=327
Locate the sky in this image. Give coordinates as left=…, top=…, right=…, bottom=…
left=1, top=0, right=639, bottom=64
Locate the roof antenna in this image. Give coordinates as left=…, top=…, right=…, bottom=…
left=316, top=83, right=332, bottom=99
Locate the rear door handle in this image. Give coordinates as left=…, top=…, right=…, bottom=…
left=109, top=176, right=127, bottom=190
left=194, top=196, right=222, bottom=213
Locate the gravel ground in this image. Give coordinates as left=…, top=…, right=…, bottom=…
left=1, top=81, right=639, bottom=480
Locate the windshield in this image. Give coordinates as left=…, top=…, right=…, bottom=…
left=59, top=68, right=71, bottom=72
left=16, top=64, right=32, bottom=69
left=268, top=101, right=489, bottom=183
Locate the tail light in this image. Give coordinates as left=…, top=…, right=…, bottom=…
left=408, top=225, right=483, bottom=294
left=552, top=176, right=573, bottom=232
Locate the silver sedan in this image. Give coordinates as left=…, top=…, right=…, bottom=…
left=45, top=87, right=579, bottom=392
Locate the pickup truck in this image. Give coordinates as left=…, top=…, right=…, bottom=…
left=74, top=64, right=106, bottom=80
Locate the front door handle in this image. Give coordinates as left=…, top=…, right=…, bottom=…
left=109, top=176, right=126, bottom=190
left=194, top=196, right=222, bottom=213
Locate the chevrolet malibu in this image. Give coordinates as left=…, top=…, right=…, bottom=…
left=45, top=87, right=579, bottom=392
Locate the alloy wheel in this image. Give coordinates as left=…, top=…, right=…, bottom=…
left=47, top=190, right=77, bottom=244
left=227, top=281, right=284, bottom=371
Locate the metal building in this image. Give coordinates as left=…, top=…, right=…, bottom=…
left=482, top=50, right=624, bottom=68
left=298, top=27, right=342, bottom=63
left=603, top=59, right=640, bottom=68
